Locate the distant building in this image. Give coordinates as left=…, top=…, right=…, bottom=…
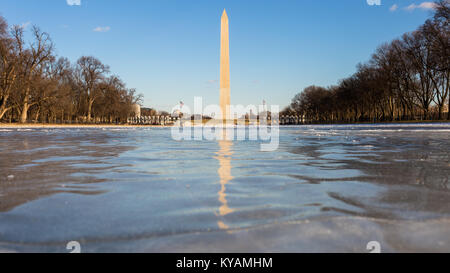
left=132, top=104, right=141, bottom=117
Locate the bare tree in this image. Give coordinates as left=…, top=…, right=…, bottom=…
left=420, top=21, right=449, bottom=119
left=432, top=0, right=450, bottom=119
left=285, top=1, right=449, bottom=124
left=75, top=56, right=109, bottom=122
left=13, top=25, right=54, bottom=123
left=0, top=16, right=18, bottom=119
left=402, top=31, right=437, bottom=119
left=0, top=15, right=144, bottom=124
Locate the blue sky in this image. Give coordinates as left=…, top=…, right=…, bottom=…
left=0, top=0, right=437, bottom=111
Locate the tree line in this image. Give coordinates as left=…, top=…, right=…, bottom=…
left=0, top=16, right=142, bottom=124
left=283, top=1, right=449, bottom=123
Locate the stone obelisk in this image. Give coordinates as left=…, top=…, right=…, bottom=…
left=220, top=9, right=230, bottom=122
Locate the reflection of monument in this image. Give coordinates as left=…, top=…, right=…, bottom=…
left=215, top=139, right=234, bottom=230
left=220, top=9, right=230, bottom=122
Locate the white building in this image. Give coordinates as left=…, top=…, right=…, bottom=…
left=132, top=104, right=141, bottom=118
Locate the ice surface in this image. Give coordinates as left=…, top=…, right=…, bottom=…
left=0, top=123, right=449, bottom=252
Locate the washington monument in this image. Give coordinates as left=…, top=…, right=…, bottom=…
left=220, top=9, right=230, bottom=122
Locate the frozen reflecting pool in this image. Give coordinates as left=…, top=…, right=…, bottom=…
left=0, top=124, right=449, bottom=252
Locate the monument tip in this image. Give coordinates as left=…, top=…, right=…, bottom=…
left=222, top=9, right=228, bottom=18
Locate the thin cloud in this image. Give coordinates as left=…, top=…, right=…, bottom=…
left=93, top=26, right=111, bottom=33
left=405, top=2, right=437, bottom=11
left=389, top=4, right=398, bottom=12
left=20, top=21, right=31, bottom=29
left=366, top=0, right=381, bottom=6
left=67, top=0, right=81, bottom=6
